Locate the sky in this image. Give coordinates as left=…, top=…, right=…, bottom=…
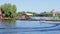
left=0, top=0, right=60, bottom=13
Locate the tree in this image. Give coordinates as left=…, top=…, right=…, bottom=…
left=40, top=11, right=52, bottom=17
left=0, top=3, right=17, bottom=18
left=40, top=11, right=47, bottom=14
left=58, top=13, right=60, bottom=18
left=50, top=9, right=55, bottom=14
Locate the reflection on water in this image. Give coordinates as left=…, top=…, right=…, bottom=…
left=0, top=20, right=60, bottom=34
left=0, top=19, right=2, bottom=24
left=2, top=20, right=16, bottom=28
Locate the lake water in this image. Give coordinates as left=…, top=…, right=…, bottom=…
left=0, top=20, right=60, bottom=34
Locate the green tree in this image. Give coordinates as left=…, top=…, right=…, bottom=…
left=40, top=11, right=47, bottom=14
left=1, top=3, right=17, bottom=18
left=50, top=9, right=55, bottom=14
left=58, top=13, right=60, bottom=19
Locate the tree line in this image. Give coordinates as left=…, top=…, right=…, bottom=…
left=0, top=3, right=60, bottom=18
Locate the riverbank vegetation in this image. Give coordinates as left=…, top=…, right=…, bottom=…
left=0, top=3, right=60, bottom=19
left=1, top=3, right=17, bottom=18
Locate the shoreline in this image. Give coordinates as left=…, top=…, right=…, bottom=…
left=0, top=18, right=60, bottom=21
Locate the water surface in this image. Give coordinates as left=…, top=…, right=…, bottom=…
left=0, top=20, right=60, bottom=34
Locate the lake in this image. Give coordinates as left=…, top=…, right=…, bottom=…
left=0, top=20, right=60, bottom=34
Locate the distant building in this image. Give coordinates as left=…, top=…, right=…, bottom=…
left=18, top=13, right=31, bottom=20
left=35, top=10, right=58, bottom=20
left=52, top=9, right=58, bottom=20
left=35, top=14, right=52, bottom=17
left=35, top=14, right=52, bottom=20
left=26, top=13, right=33, bottom=16
left=52, top=9, right=57, bottom=17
